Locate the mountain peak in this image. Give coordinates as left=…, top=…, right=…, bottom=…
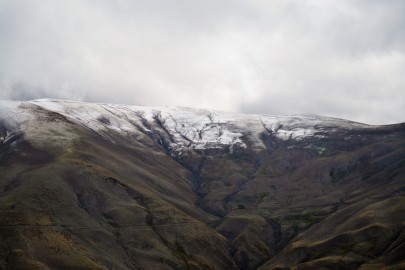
left=1, top=98, right=405, bottom=269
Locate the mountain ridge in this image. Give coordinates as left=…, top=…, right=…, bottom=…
left=1, top=99, right=405, bottom=270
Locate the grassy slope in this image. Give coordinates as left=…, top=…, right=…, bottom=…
left=188, top=125, right=405, bottom=269
left=0, top=104, right=404, bottom=270
left=0, top=106, right=237, bottom=270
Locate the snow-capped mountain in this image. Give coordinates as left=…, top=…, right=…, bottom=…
left=2, top=98, right=370, bottom=156
left=1, top=98, right=404, bottom=270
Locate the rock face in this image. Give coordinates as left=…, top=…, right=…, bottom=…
left=0, top=98, right=405, bottom=270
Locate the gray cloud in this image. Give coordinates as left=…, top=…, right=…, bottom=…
left=0, top=0, right=404, bottom=125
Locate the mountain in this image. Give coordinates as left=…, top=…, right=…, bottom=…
left=1, top=98, right=405, bottom=270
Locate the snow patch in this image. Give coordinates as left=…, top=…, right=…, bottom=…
left=2, top=99, right=372, bottom=155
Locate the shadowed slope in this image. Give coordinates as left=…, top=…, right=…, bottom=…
left=0, top=99, right=404, bottom=269
left=0, top=104, right=237, bottom=269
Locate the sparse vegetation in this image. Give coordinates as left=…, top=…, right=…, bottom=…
left=339, top=242, right=357, bottom=258
left=255, top=192, right=269, bottom=209
left=261, top=171, right=278, bottom=178
left=1, top=100, right=404, bottom=270
left=300, top=251, right=326, bottom=263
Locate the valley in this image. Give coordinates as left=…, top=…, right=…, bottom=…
left=0, top=99, right=404, bottom=270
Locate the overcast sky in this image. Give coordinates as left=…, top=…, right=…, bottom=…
left=1, top=1, right=404, bottom=125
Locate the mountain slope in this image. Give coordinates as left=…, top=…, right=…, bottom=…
left=0, top=99, right=404, bottom=270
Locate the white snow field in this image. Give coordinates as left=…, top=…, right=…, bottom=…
left=1, top=98, right=370, bottom=154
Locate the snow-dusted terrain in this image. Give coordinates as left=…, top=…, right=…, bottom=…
left=1, top=98, right=370, bottom=155
left=2, top=98, right=405, bottom=270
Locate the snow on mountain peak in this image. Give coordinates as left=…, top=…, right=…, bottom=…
left=2, top=99, right=371, bottom=155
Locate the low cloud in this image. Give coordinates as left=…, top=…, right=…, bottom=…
left=0, top=101, right=19, bottom=136
left=0, top=0, right=404, bottom=125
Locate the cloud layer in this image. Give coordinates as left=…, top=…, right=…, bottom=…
left=1, top=0, right=404, bottom=124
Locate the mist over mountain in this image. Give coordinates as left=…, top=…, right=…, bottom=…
left=2, top=1, right=405, bottom=125
left=0, top=99, right=404, bottom=269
